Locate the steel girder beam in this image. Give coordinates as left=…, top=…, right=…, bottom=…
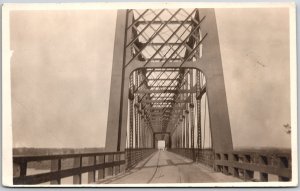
left=141, top=98, right=190, bottom=104
left=135, top=84, right=204, bottom=96
left=145, top=108, right=185, bottom=112
left=150, top=112, right=183, bottom=115
left=136, top=89, right=196, bottom=94
left=136, top=20, right=194, bottom=25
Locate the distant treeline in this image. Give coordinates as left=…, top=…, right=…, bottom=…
left=13, top=147, right=105, bottom=156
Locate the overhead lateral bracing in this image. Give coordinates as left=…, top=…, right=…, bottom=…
left=125, top=9, right=209, bottom=148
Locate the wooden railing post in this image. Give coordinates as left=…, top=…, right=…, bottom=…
left=222, top=154, right=229, bottom=175
left=120, top=153, right=126, bottom=173
left=114, top=154, right=120, bottom=175
left=13, top=162, right=21, bottom=178
left=214, top=153, right=221, bottom=172
left=259, top=155, right=268, bottom=181
left=243, top=154, right=254, bottom=181
left=50, top=159, right=61, bottom=184
left=19, top=161, right=27, bottom=177
left=278, top=156, right=290, bottom=181
left=105, top=154, right=113, bottom=177
left=232, top=154, right=239, bottom=178
left=73, top=156, right=82, bottom=184
left=97, top=155, right=105, bottom=180
left=126, top=149, right=131, bottom=169
left=88, top=156, right=96, bottom=183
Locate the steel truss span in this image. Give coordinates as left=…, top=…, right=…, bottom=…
left=11, top=8, right=292, bottom=185
left=124, top=9, right=211, bottom=151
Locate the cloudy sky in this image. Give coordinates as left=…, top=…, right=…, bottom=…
left=10, top=8, right=291, bottom=149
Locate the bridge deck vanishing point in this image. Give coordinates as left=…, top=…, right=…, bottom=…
left=96, top=150, right=241, bottom=184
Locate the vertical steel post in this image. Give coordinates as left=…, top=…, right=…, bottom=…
left=105, top=10, right=131, bottom=152
left=182, top=115, right=186, bottom=148
left=129, top=74, right=134, bottom=149
left=196, top=70, right=202, bottom=150
left=185, top=109, right=189, bottom=148
left=134, top=71, right=139, bottom=148
left=197, top=8, right=233, bottom=153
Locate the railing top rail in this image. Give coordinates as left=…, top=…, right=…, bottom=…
left=221, top=150, right=292, bottom=158
left=13, top=151, right=125, bottom=163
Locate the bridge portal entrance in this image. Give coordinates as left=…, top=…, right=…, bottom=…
left=105, top=8, right=233, bottom=155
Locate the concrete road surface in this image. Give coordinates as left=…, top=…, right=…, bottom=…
left=96, top=150, right=241, bottom=184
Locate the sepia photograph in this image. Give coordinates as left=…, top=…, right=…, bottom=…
left=2, top=2, right=297, bottom=187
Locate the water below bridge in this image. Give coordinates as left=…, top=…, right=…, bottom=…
left=96, top=150, right=241, bottom=184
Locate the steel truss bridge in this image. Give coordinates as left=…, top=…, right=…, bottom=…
left=13, top=8, right=291, bottom=185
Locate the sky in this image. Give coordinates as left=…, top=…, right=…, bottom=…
left=10, top=8, right=291, bottom=149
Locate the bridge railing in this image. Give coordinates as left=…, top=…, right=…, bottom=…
left=214, top=150, right=292, bottom=182
left=13, top=148, right=155, bottom=185
left=13, top=151, right=125, bottom=185
left=125, top=148, right=155, bottom=169
left=170, top=148, right=292, bottom=182
left=169, top=148, right=214, bottom=167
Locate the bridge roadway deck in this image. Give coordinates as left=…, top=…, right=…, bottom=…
left=96, top=150, right=241, bottom=184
